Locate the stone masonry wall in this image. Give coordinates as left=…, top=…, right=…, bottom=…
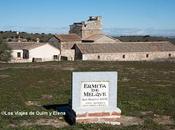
left=69, top=16, right=102, bottom=39
left=82, top=51, right=175, bottom=61
left=61, top=49, right=75, bottom=61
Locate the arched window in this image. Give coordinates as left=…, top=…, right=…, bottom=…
left=98, top=55, right=100, bottom=59
left=122, top=55, right=125, bottom=59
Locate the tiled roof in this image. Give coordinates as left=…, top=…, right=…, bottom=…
left=75, top=41, right=175, bottom=54
left=62, top=43, right=75, bottom=49
left=82, top=34, right=121, bottom=42
left=54, top=34, right=81, bottom=42
left=83, top=34, right=104, bottom=41
left=7, top=42, right=46, bottom=50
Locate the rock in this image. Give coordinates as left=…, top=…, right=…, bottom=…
left=25, top=101, right=40, bottom=106
left=41, top=95, right=53, bottom=100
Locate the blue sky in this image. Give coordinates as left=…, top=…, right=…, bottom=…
left=0, top=0, right=175, bottom=35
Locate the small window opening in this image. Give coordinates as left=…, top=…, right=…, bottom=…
left=169, top=53, right=171, bottom=57
left=17, top=52, right=21, bottom=58
left=98, top=55, right=100, bottom=59
left=146, top=54, right=149, bottom=58
left=53, top=55, right=58, bottom=59
left=122, top=55, right=125, bottom=59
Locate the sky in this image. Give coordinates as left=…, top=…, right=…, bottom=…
left=0, top=0, right=175, bottom=36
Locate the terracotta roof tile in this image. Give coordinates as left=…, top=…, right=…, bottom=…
left=54, top=34, right=81, bottom=42
left=75, top=41, right=175, bottom=54
left=82, top=34, right=121, bottom=42
left=7, top=42, right=46, bottom=50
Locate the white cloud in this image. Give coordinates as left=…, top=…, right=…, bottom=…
left=104, top=28, right=175, bottom=36
left=1, top=26, right=175, bottom=36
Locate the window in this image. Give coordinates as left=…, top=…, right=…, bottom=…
left=17, top=52, right=21, bottom=58
left=146, top=54, right=149, bottom=58
left=97, top=55, right=100, bottom=59
left=169, top=53, right=171, bottom=57
left=122, top=55, right=125, bottom=59
left=61, top=56, right=68, bottom=61
left=53, top=55, right=58, bottom=59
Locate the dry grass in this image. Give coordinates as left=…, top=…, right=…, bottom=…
left=0, top=61, right=175, bottom=129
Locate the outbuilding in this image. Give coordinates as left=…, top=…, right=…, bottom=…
left=73, top=41, right=175, bottom=61
left=49, top=34, right=81, bottom=60
left=8, top=42, right=60, bottom=63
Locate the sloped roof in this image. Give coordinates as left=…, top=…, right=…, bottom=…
left=62, top=43, right=75, bottom=49
left=54, top=34, right=81, bottom=42
left=83, top=34, right=104, bottom=41
left=7, top=42, right=46, bottom=50
left=82, top=34, right=121, bottom=42
left=75, top=41, right=175, bottom=54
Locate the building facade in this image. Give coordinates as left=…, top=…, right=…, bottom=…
left=49, top=34, right=81, bottom=60
left=9, top=16, right=175, bottom=63
left=73, top=42, right=175, bottom=61
left=8, top=42, right=60, bottom=63
left=69, top=16, right=102, bottom=39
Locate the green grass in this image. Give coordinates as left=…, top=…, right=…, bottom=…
left=0, top=61, right=175, bottom=129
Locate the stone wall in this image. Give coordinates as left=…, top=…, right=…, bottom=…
left=69, top=25, right=83, bottom=38
left=82, top=51, right=175, bottom=61
left=69, top=16, right=102, bottom=39
left=61, top=49, right=75, bottom=61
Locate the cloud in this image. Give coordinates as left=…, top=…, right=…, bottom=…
left=1, top=26, right=175, bottom=36
left=104, top=28, right=175, bottom=36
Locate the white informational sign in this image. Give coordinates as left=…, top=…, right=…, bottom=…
left=80, top=81, right=109, bottom=108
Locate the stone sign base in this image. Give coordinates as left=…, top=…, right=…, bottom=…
left=76, top=111, right=121, bottom=125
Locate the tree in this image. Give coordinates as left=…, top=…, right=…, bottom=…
left=0, top=40, right=11, bottom=62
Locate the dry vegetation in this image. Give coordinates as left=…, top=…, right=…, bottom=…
left=0, top=61, right=175, bottom=130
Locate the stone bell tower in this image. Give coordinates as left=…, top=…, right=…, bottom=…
left=69, top=16, right=103, bottom=39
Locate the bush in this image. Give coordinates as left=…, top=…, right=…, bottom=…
left=0, top=40, right=11, bottom=62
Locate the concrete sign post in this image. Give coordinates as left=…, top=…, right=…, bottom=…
left=72, top=72, right=121, bottom=125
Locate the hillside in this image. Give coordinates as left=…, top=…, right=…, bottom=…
left=1, top=31, right=175, bottom=45
left=114, top=35, right=175, bottom=45
left=0, top=31, right=52, bottom=42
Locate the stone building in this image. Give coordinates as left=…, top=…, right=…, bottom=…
left=49, top=16, right=122, bottom=60
left=69, top=16, right=120, bottom=43
left=49, top=34, right=81, bottom=60
left=69, top=16, right=102, bottom=39
left=73, top=41, right=175, bottom=61
left=48, top=16, right=175, bottom=61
